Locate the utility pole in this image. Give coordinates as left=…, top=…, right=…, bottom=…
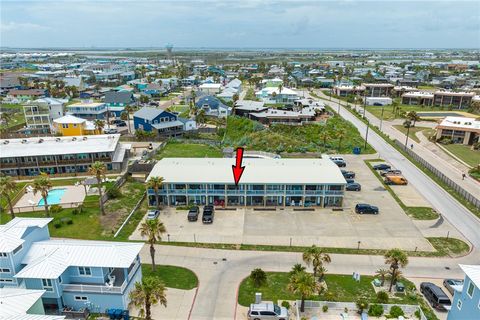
left=404, top=123, right=411, bottom=149
left=364, top=119, right=370, bottom=150
left=379, top=107, right=385, bottom=131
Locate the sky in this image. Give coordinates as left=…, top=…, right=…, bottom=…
left=1, top=0, right=479, bottom=49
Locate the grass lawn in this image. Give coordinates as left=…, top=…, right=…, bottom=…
left=238, top=272, right=418, bottom=307
left=442, top=144, right=480, bottom=167
left=141, top=264, right=198, bottom=290
left=167, top=105, right=190, bottom=118
left=427, top=237, right=470, bottom=257
left=222, top=115, right=375, bottom=154
left=392, top=125, right=431, bottom=143
left=155, top=140, right=223, bottom=159
left=0, top=104, right=26, bottom=130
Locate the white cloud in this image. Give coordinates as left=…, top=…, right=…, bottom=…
left=0, top=21, right=52, bottom=32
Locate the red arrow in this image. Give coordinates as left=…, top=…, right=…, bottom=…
left=232, top=147, right=245, bottom=186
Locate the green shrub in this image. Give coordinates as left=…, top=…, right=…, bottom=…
left=324, top=291, right=337, bottom=301
left=322, top=305, right=328, bottom=313
left=368, top=304, right=384, bottom=317
left=376, top=290, right=389, bottom=303
left=53, top=222, right=62, bottom=229
left=281, top=301, right=290, bottom=310
left=107, top=186, right=122, bottom=199
left=49, top=204, right=63, bottom=214
left=72, top=209, right=79, bottom=215
left=388, top=306, right=404, bottom=318
left=356, top=298, right=369, bottom=313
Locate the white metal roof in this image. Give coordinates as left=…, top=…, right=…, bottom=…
left=1, top=316, right=65, bottom=320
left=0, top=134, right=120, bottom=158
left=0, top=218, right=52, bottom=253
left=53, top=114, right=86, bottom=124
left=438, top=117, right=480, bottom=131
left=460, top=264, right=480, bottom=288
left=147, top=158, right=347, bottom=184
left=0, top=288, right=45, bottom=317
left=15, top=239, right=143, bottom=279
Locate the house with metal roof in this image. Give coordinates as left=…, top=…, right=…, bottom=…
left=133, top=107, right=184, bottom=136
left=447, top=264, right=480, bottom=320
left=146, top=157, right=346, bottom=207
left=0, top=218, right=143, bottom=315
left=104, top=91, right=136, bottom=107
left=195, top=95, right=231, bottom=118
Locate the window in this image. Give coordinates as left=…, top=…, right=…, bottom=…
left=0, top=252, right=6, bottom=257
left=58, top=276, right=62, bottom=283
left=0, top=279, right=13, bottom=283
left=62, top=124, right=68, bottom=129
left=457, top=299, right=462, bottom=310
left=42, top=279, right=53, bottom=292
left=467, top=281, right=475, bottom=298
left=74, top=296, right=88, bottom=301
left=78, top=266, right=92, bottom=276
left=0, top=268, right=10, bottom=273
left=13, top=245, right=22, bottom=255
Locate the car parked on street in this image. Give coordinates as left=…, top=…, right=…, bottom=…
left=355, top=203, right=379, bottom=214
left=380, top=169, right=402, bottom=177
left=443, top=279, right=464, bottom=296
left=104, top=128, right=118, bottom=134
left=247, top=302, right=288, bottom=320
left=341, top=170, right=356, bottom=179
left=202, top=205, right=215, bottom=224
left=146, top=209, right=159, bottom=220
left=346, top=182, right=361, bottom=191
left=345, top=178, right=355, bottom=184
left=187, top=206, right=200, bottom=221
left=116, top=121, right=127, bottom=127
left=373, top=163, right=391, bottom=170
left=420, top=282, right=451, bottom=311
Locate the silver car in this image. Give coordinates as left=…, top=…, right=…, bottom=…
left=146, top=210, right=159, bottom=220
left=247, top=302, right=288, bottom=320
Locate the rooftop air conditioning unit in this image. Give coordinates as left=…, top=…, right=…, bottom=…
left=83, top=137, right=88, bottom=140
left=72, top=137, right=77, bottom=141
left=55, top=138, right=61, bottom=142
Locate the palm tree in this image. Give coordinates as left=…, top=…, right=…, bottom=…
left=33, top=174, right=52, bottom=217
left=288, top=271, right=320, bottom=312
left=140, top=219, right=166, bottom=271
left=320, top=130, right=328, bottom=149
left=406, top=111, right=420, bottom=127
left=147, top=176, right=164, bottom=210
left=196, top=109, right=206, bottom=125
left=384, top=248, right=409, bottom=292
left=129, top=277, right=167, bottom=320
left=88, top=161, right=107, bottom=215
left=289, top=263, right=306, bottom=276
left=0, top=175, right=18, bottom=218
left=93, top=119, right=105, bottom=134
left=302, top=245, right=331, bottom=280
left=250, top=268, right=267, bottom=287
left=278, top=84, right=283, bottom=94
left=375, top=268, right=389, bottom=286
left=336, top=128, right=347, bottom=152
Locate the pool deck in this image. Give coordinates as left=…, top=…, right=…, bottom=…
left=14, top=185, right=86, bottom=213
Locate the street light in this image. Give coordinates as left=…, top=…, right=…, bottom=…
left=404, top=121, right=412, bottom=149
left=364, top=119, right=370, bottom=150
left=379, top=107, right=385, bottom=131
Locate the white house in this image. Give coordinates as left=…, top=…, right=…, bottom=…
left=199, top=83, right=222, bottom=94
left=255, top=87, right=299, bottom=104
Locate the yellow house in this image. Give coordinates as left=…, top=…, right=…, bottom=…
left=53, top=114, right=101, bottom=136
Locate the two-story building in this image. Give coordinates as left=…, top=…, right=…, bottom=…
left=0, top=218, right=143, bottom=314
left=0, top=134, right=129, bottom=177
left=133, top=107, right=184, bottom=137
left=22, top=98, right=67, bottom=134
left=195, top=95, right=231, bottom=118
left=447, top=264, right=480, bottom=320
left=255, top=87, right=299, bottom=104
left=146, top=158, right=346, bottom=208
left=52, top=115, right=100, bottom=136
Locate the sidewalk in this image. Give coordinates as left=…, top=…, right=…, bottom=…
left=315, top=91, right=480, bottom=200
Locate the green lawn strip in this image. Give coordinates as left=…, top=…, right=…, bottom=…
left=364, top=159, right=439, bottom=220
left=392, top=125, right=431, bottom=143
left=141, top=264, right=198, bottom=290
left=238, top=272, right=418, bottom=307
left=338, top=99, right=480, bottom=219
left=114, top=194, right=147, bottom=241
left=155, top=140, right=223, bottom=159
left=442, top=144, right=480, bottom=167
left=160, top=240, right=457, bottom=258
left=427, top=237, right=470, bottom=257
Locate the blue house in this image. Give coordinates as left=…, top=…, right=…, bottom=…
left=0, top=218, right=143, bottom=314
left=196, top=95, right=231, bottom=118
left=133, top=107, right=184, bottom=137
left=447, top=264, right=480, bottom=320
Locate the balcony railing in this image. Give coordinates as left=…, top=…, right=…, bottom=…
left=62, top=282, right=124, bottom=294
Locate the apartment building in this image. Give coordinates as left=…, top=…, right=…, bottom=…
left=433, top=91, right=475, bottom=109
left=435, top=116, right=480, bottom=145
left=0, top=218, right=143, bottom=314
left=146, top=158, right=347, bottom=208
left=66, top=100, right=123, bottom=120
left=401, top=91, right=434, bottom=106
left=332, top=85, right=365, bottom=97
left=0, top=134, right=129, bottom=177
left=362, top=83, right=394, bottom=97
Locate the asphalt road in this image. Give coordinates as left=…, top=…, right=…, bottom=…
left=313, top=92, right=480, bottom=249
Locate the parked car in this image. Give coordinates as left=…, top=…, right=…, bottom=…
left=355, top=203, right=379, bottom=214
left=116, top=121, right=127, bottom=127
left=420, top=282, right=451, bottom=311
left=104, top=128, right=118, bottom=134
left=346, top=182, right=361, bottom=191
left=111, top=119, right=124, bottom=125
left=187, top=206, right=200, bottom=222
left=443, top=279, right=464, bottom=296
left=202, top=205, right=215, bottom=224
left=247, top=302, right=288, bottom=320
left=384, top=176, right=408, bottom=185
left=373, top=163, right=391, bottom=170
left=330, top=156, right=346, bottom=167
left=345, top=178, right=355, bottom=184
left=341, top=170, right=356, bottom=179
left=380, top=169, right=402, bottom=177
left=146, top=210, right=159, bottom=220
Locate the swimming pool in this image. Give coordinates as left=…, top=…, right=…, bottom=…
left=416, top=112, right=464, bottom=117
left=38, top=188, right=67, bottom=206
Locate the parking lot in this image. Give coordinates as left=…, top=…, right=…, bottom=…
left=131, top=155, right=436, bottom=251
